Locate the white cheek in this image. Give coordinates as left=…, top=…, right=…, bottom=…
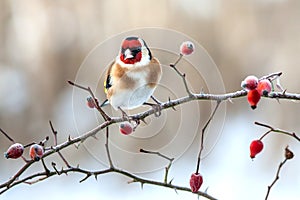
left=115, top=53, right=150, bottom=68
left=135, top=53, right=150, bottom=67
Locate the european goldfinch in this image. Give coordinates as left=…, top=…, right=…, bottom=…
left=103, top=36, right=162, bottom=110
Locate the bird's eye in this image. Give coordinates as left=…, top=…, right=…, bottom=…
left=131, top=47, right=141, bottom=54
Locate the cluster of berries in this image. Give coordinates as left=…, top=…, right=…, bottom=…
left=241, top=75, right=273, bottom=158
left=189, top=74, right=273, bottom=193
left=4, top=143, right=44, bottom=161
left=241, top=75, right=272, bottom=109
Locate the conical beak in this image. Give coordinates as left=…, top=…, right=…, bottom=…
left=124, top=49, right=134, bottom=60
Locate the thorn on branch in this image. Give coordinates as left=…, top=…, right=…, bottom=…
left=79, top=173, right=91, bottom=183
left=174, top=188, right=178, bottom=194
left=127, top=179, right=135, bottom=184
left=74, top=143, right=80, bottom=149
left=168, top=97, right=177, bottom=111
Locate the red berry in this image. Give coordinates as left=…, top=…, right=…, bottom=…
left=189, top=173, right=203, bottom=193
left=180, top=41, right=194, bottom=55
left=241, top=75, right=258, bottom=91
left=86, top=96, right=96, bottom=109
left=4, top=143, right=24, bottom=159
left=119, top=122, right=133, bottom=135
left=257, top=79, right=272, bottom=96
left=250, top=140, right=264, bottom=159
left=29, top=144, right=44, bottom=161
left=247, top=89, right=261, bottom=109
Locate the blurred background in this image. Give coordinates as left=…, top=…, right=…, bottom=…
left=1, top=0, right=300, bottom=199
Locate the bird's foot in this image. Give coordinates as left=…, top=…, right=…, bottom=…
left=144, top=100, right=162, bottom=117
left=118, top=107, right=131, bottom=121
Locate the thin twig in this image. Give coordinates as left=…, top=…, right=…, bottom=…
left=41, top=158, right=50, bottom=175
left=105, top=127, right=114, bottom=168
left=51, top=162, right=61, bottom=175
left=170, top=54, right=193, bottom=96
left=1, top=89, right=297, bottom=193
left=265, top=158, right=288, bottom=200
left=140, top=149, right=174, bottom=162
left=49, top=121, right=71, bottom=168
left=0, top=89, right=297, bottom=191
left=67, top=80, right=111, bottom=121
left=173, top=53, right=183, bottom=66
left=0, top=128, right=15, bottom=143
left=0, top=165, right=217, bottom=200
left=23, top=142, right=36, bottom=148
left=140, top=149, right=174, bottom=184
left=2, top=72, right=300, bottom=197
left=255, top=122, right=300, bottom=142
left=24, top=176, right=48, bottom=185
left=258, top=130, right=272, bottom=141
left=265, top=146, right=294, bottom=199
left=3, top=161, right=33, bottom=188
left=196, top=101, right=221, bottom=174
left=39, top=136, right=49, bottom=146
left=259, top=71, right=282, bottom=81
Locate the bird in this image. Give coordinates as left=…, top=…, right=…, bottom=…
left=102, top=36, right=162, bottom=111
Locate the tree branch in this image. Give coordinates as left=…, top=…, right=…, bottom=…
left=140, top=149, right=174, bottom=184
left=196, top=100, right=221, bottom=174
left=2, top=72, right=300, bottom=198
left=255, top=121, right=300, bottom=142
left=0, top=164, right=218, bottom=199
left=67, top=80, right=111, bottom=121
left=105, top=127, right=114, bottom=168
left=264, top=146, right=294, bottom=200
left=265, top=158, right=288, bottom=200
left=170, top=53, right=193, bottom=96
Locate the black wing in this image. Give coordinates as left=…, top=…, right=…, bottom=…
left=104, top=62, right=114, bottom=93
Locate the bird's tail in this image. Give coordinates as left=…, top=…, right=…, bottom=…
left=99, top=99, right=109, bottom=107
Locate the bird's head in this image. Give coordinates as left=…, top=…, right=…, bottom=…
left=119, top=36, right=152, bottom=65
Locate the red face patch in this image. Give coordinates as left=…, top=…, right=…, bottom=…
left=120, top=38, right=143, bottom=64
left=120, top=52, right=142, bottom=64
